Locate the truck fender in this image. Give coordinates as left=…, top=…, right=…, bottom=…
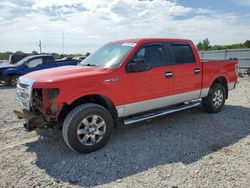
left=210, top=76, right=229, bottom=98
left=64, top=94, right=120, bottom=128
left=3, top=68, right=19, bottom=76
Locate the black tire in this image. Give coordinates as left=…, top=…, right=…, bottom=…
left=62, top=103, right=113, bottom=153
left=202, top=83, right=226, bottom=113
left=6, top=75, right=19, bottom=86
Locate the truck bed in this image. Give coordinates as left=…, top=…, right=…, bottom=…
left=201, top=59, right=238, bottom=89
left=201, top=59, right=237, bottom=63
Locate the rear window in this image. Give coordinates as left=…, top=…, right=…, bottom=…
left=170, top=43, right=195, bottom=64
left=43, top=56, right=53, bottom=64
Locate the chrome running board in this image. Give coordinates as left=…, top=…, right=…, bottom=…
left=124, top=100, right=201, bottom=125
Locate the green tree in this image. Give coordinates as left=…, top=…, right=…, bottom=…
left=51, top=53, right=61, bottom=59
left=196, top=39, right=250, bottom=51
left=196, top=38, right=211, bottom=51
left=244, top=40, right=250, bottom=48
left=0, top=51, right=13, bottom=60
left=15, top=51, right=24, bottom=54
left=202, top=38, right=211, bottom=51
left=31, top=50, right=39, bottom=55
left=196, top=42, right=203, bottom=51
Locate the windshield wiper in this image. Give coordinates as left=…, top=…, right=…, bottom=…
left=82, top=63, right=99, bottom=67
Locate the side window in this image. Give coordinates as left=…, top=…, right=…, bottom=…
left=136, top=48, right=145, bottom=60
left=170, top=43, right=195, bottom=64
left=134, top=44, right=166, bottom=68
left=26, top=58, right=43, bottom=68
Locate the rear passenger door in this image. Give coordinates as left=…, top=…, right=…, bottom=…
left=168, top=42, right=202, bottom=103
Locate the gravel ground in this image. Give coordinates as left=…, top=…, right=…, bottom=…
left=0, top=77, right=250, bottom=188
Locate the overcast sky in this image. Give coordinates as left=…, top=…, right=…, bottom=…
left=0, top=0, right=250, bottom=54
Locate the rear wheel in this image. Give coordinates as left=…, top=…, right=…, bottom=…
left=62, top=103, right=113, bottom=153
left=202, top=83, right=226, bottom=113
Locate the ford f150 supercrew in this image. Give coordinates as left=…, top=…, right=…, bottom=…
left=14, top=38, right=238, bottom=153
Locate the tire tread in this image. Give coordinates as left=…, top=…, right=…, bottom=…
left=202, top=83, right=226, bottom=113
left=62, top=103, right=113, bottom=153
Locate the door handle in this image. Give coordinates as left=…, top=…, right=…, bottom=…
left=165, top=71, right=173, bottom=78
left=194, top=68, right=201, bottom=74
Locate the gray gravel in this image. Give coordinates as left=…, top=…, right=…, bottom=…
left=0, top=77, right=250, bottom=188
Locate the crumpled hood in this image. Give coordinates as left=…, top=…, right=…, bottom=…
left=23, top=65, right=109, bottom=83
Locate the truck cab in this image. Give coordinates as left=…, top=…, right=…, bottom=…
left=14, top=38, right=238, bottom=153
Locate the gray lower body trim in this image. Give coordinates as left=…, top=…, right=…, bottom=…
left=116, top=90, right=201, bottom=117
left=200, top=88, right=209, bottom=98
left=116, top=106, right=125, bottom=117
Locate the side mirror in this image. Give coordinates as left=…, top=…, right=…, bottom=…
left=127, top=59, right=148, bottom=73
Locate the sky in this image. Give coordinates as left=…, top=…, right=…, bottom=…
left=0, top=0, right=250, bottom=54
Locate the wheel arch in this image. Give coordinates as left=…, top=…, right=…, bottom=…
left=60, top=94, right=120, bottom=128
left=211, top=76, right=228, bottom=99
left=2, top=68, right=19, bottom=76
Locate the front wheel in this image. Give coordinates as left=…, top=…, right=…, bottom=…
left=62, top=103, right=113, bottom=153
left=6, top=75, right=19, bottom=86
left=202, top=83, right=226, bottom=113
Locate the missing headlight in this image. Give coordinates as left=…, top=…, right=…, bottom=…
left=48, top=89, right=60, bottom=101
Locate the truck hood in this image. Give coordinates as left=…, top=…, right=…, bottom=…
left=23, top=65, right=110, bottom=83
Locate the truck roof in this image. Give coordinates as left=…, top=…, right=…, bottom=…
left=27, top=54, right=53, bottom=59
left=112, top=38, right=193, bottom=44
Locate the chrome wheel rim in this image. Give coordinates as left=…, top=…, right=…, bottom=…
left=12, top=77, right=18, bottom=86
left=213, top=89, right=224, bottom=108
left=77, top=115, right=106, bottom=146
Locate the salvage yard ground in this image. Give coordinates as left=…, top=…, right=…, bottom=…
left=0, top=77, right=250, bottom=188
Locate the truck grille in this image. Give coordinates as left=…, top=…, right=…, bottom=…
left=19, top=82, right=29, bottom=89
left=16, top=77, right=35, bottom=110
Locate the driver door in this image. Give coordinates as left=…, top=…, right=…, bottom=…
left=122, top=43, right=174, bottom=116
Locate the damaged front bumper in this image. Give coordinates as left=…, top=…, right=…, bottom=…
left=15, top=77, right=64, bottom=131
left=14, top=108, right=47, bottom=131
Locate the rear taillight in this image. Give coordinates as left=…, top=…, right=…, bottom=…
left=235, top=64, right=238, bottom=76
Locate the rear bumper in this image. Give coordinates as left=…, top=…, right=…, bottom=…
left=228, top=81, right=238, bottom=91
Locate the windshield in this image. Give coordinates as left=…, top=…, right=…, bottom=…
left=80, top=42, right=136, bottom=68
left=16, top=56, right=31, bottom=66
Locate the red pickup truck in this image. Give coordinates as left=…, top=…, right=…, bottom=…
left=14, top=38, right=238, bottom=153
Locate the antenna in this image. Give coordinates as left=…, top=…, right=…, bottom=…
left=62, top=31, right=65, bottom=56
